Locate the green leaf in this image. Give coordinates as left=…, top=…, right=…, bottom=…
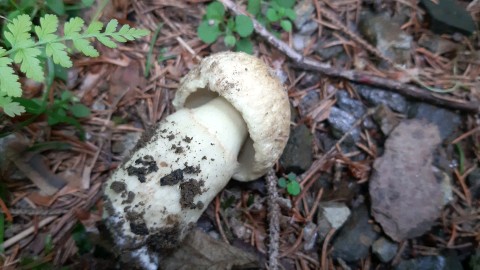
left=105, top=20, right=118, bottom=33
left=285, top=8, right=297, bottom=20
left=64, top=17, right=84, bottom=37
left=12, top=47, right=44, bottom=81
left=280, top=20, right=292, bottom=32
left=4, top=14, right=33, bottom=47
left=34, top=14, right=59, bottom=42
left=82, top=0, right=95, bottom=7
left=266, top=8, right=280, bottom=22
left=14, top=97, right=45, bottom=114
left=61, top=91, right=73, bottom=101
left=206, top=1, right=225, bottom=20
left=46, top=0, right=65, bottom=15
left=0, top=96, right=25, bottom=117
left=48, top=108, right=66, bottom=125
left=70, top=103, right=91, bottom=118
left=115, top=25, right=150, bottom=41
left=73, top=38, right=99, bottom=57
left=274, top=0, right=295, bottom=8
left=86, top=21, right=103, bottom=34
left=287, top=172, right=296, bottom=181
left=197, top=20, right=220, bottom=44
left=235, top=15, right=254, bottom=37
left=46, top=42, right=72, bottom=67
left=286, top=181, right=301, bottom=196
left=224, top=35, right=236, bottom=47
left=227, top=18, right=235, bottom=31
left=247, top=0, right=261, bottom=15
left=278, top=177, right=287, bottom=188
left=0, top=57, right=22, bottom=97
left=97, top=36, right=117, bottom=48
left=235, top=38, right=253, bottom=54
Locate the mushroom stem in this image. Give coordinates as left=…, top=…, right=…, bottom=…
left=103, top=95, right=250, bottom=260
left=190, top=96, right=248, bottom=160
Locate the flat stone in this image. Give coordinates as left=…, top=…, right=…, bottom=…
left=327, top=106, right=361, bottom=142
left=372, top=237, right=398, bottom=263
left=354, top=84, right=409, bottom=114
left=419, top=0, right=476, bottom=35
left=280, top=124, right=313, bottom=174
left=409, top=102, right=462, bottom=141
left=370, top=120, right=443, bottom=241
left=359, top=12, right=413, bottom=65
left=396, top=253, right=463, bottom=270
left=331, top=204, right=379, bottom=262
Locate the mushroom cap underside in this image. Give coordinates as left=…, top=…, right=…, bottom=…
left=173, top=52, right=290, bottom=181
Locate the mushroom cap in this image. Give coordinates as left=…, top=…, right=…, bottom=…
left=173, top=52, right=290, bottom=181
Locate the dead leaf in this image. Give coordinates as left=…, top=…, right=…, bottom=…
left=369, top=119, right=443, bottom=241
left=161, top=229, right=260, bottom=270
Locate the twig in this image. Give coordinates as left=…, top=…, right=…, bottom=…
left=0, top=208, right=69, bottom=216
left=266, top=168, right=280, bottom=270
left=2, top=216, right=57, bottom=249
left=321, top=228, right=336, bottom=270
left=219, top=0, right=480, bottom=113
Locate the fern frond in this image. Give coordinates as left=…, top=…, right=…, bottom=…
left=0, top=14, right=150, bottom=117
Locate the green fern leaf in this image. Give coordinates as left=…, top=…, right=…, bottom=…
left=73, top=39, right=99, bottom=57
left=87, top=21, right=103, bottom=34
left=46, top=42, right=72, bottom=67
left=64, top=17, right=84, bottom=37
left=105, top=20, right=118, bottom=33
left=34, top=14, right=59, bottom=42
left=4, top=14, right=33, bottom=47
left=12, top=47, right=44, bottom=81
left=0, top=96, right=25, bottom=117
left=0, top=57, right=22, bottom=97
left=97, top=36, right=117, bottom=48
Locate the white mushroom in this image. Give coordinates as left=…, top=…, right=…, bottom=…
left=103, top=52, right=290, bottom=265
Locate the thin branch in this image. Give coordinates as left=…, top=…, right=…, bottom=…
left=219, top=0, right=479, bottom=113
left=266, top=168, right=280, bottom=270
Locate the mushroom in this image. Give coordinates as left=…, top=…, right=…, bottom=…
left=103, top=52, right=290, bottom=267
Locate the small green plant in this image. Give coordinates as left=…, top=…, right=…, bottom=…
left=278, top=172, right=301, bottom=196
left=248, top=0, right=296, bottom=34
left=197, top=0, right=296, bottom=53
left=13, top=90, right=91, bottom=137
left=0, top=14, right=149, bottom=117
left=197, top=1, right=255, bottom=53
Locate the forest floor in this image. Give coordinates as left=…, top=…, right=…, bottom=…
left=0, top=0, right=479, bottom=269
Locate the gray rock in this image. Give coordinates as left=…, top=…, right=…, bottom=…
left=317, top=202, right=351, bottom=243
left=373, top=105, right=400, bottom=136
left=298, top=90, right=320, bottom=116
left=467, top=168, right=480, bottom=199
left=359, top=12, right=413, bottom=65
left=294, top=0, right=315, bottom=29
left=331, top=204, right=379, bottom=262
left=327, top=106, right=361, bottom=142
left=298, top=21, right=318, bottom=35
left=419, top=0, right=476, bottom=35
left=303, top=222, right=318, bottom=251
left=336, top=91, right=367, bottom=119
left=372, top=237, right=398, bottom=263
left=408, top=102, right=462, bottom=141
left=280, top=124, right=313, bottom=174
left=396, top=253, right=463, bottom=270
left=354, top=84, right=409, bottom=113
left=111, top=132, right=142, bottom=156
left=293, top=34, right=310, bottom=51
